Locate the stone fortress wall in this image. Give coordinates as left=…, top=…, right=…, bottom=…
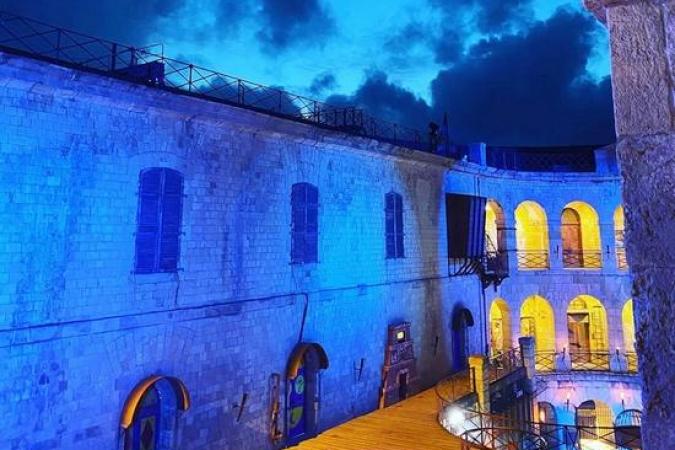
left=0, top=46, right=635, bottom=450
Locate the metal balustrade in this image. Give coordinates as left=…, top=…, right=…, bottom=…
left=488, top=347, right=523, bottom=383
left=625, top=352, right=638, bottom=373
left=569, top=351, right=611, bottom=371
left=517, top=250, right=550, bottom=270
left=535, top=351, right=558, bottom=372
left=562, top=250, right=603, bottom=269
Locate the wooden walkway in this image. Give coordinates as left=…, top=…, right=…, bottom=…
left=295, top=387, right=464, bottom=450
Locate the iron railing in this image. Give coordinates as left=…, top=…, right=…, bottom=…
left=535, top=351, right=558, bottom=372
left=485, top=145, right=597, bottom=173
left=517, top=250, right=550, bottom=270
left=625, top=352, right=638, bottom=374
left=562, top=250, right=602, bottom=269
left=616, top=248, right=628, bottom=269
left=485, top=250, right=509, bottom=275
left=569, top=351, right=611, bottom=371
left=488, top=347, right=523, bottom=383
left=0, top=11, right=426, bottom=150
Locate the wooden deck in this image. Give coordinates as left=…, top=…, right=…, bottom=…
left=295, top=387, right=464, bottom=450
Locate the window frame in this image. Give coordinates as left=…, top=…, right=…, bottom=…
left=290, top=182, right=319, bottom=264
left=385, top=191, right=405, bottom=259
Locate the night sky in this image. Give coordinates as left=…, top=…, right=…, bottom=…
left=1, top=0, right=615, bottom=146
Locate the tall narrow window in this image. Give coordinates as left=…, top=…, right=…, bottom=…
left=135, top=168, right=184, bottom=273
left=385, top=192, right=404, bottom=259
left=291, top=183, right=318, bottom=264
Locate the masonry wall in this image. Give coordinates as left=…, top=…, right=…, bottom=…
left=0, top=51, right=487, bottom=450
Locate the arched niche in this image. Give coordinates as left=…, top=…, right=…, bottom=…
left=515, top=201, right=550, bottom=269
left=520, top=295, right=556, bottom=369
left=561, top=201, right=602, bottom=268
left=567, top=295, right=609, bottom=369
left=489, top=298, right=512, bottom=355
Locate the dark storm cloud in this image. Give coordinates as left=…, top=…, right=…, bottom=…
left=309, top=72, right=338, bottom=96
left=256, top=0, right=335, bottom=53
left=0, top=0, right=183, bottom=45
left=329, top=7, right=614, bottom=146
left=429, top=0, right=532, bottom=33
left=431, top=7, right=614, bottom=145
left=326, top=71, right=431, bottom=131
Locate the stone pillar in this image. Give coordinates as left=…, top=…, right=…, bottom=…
left=468, top=355, right=491, bottom=413
left=519, top=336, right=536, bottom=379
left=548, top=219, right=563, bottom=271
left=583, top=2, right=675, bottom=448
left=504, top=225, right=519, bottom=273
left=599, top=221, right=618, bottom=272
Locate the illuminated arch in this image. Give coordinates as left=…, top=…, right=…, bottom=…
left=561, top=201, right=602, bottom=268
left=614, top=206, right=628, bottom=269
left=489, top=298, right=512, bottom=355
left=515, top=201, right=549, bottom=269
left=121, top=376, right=190, bottom=450
left=622, top=299, right=636, bottom=353
left=485, top=200, right=506, bottom=253
left=576, top=400, right=614, bottom=441
left=567, top=295, right=609, bottom=369
left=520, top=295, right=555, bottom=353
left=120, top=375, right=190, bottom=429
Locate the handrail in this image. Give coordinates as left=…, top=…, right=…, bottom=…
left=562, top=250, right=603, bottom=269
left=517, top=250, right=550, bottom=270
left=487, top=348, right=523, bottom=382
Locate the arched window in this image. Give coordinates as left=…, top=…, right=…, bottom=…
left=121, top=376, right=190, bottom=450
left=576, top=400, right=614, bottom=442
left=537, top=401, right=559, bottom=444
left=385, top=192, right=404, bottom=259
left=485, top=200, right=508, bottom=273
left=286, top=343, right=329, bottom=445
left=567, top=295, right=609, bottom=370
left=291, top=183, right=319, bottom=264
left=614, top=206, right=628, bottom=269
left=561, top=202, right=602, bottom=269
left=520, top=295, right=555, bottom=371
left=515, top=201, right=550, bottom=269
left=622, top=299, right=637, bottom=372
left=135, top=168, right=184, bottom=273
left=489, top=299, right=511, bottom=356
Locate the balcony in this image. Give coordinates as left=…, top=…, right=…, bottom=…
left=517, top=250, right=550, bottom=270
left=570, top=351, right=611, bottom=371
left=562, top=250, right=602, bottom=269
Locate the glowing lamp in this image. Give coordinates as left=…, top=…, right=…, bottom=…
left=396, top=331, right=406, bottom=342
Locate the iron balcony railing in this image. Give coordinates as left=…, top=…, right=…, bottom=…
left=487, top=347, right=523, bottom=383
left=625, top=352, right=638, bottom=373
left=485, top=250, right=509, bottom=276
left=569, top=351, right=611, bottom=371
left=616, top=247, right=628, bottom=269
left=517, top=250, right=550, bottom=270
left=0, top=11, right=426, bottom=151
left=534, top=351, right=558, bottom=372
left=562, top=250, right=603, bottom=269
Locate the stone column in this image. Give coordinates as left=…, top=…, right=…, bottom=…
left=468, top=355, right=491, bottom=413
left=584, top=2, right=675, bottom=448
left=548, top=219, right=563, bottom=271
left=519, top=336, right=536, bottom=379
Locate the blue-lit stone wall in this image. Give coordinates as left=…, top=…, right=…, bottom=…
left=0, top=51, right=484, bottom=450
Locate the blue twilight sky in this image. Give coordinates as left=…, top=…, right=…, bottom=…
left=1, top=0, right=615, bottom=146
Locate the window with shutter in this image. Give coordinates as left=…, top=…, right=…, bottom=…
left=385, top=192, right=405, bottom=259
left=134, top=168, right=184, bottom=273
left=291, top=183, right=319, bottom=264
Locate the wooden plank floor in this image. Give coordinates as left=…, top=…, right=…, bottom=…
left=295, top=386, right=464, bottom=450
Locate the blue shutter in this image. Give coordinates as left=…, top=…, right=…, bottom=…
left=291, top=183, right=306, bottom=263
left=306, top=184, right=318, bottom=263
left=135, top=169, right=162, bottom=272
left=385, top=193, right=396, bottom=258
left=159, top=169, right=183, bottom=271
left=395, top=193, right=404, bottom=258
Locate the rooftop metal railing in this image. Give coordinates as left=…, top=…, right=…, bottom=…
left=0, top=10, right=426, bottom=150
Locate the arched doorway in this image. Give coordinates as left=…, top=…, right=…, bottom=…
left=520, top=295, right=555, bottom=371
left=561, top=202, right=602, bottom=268
left=567, top=295, right=609, bottom=369
left=614, top=206, right=627, bottom=269
left=622, top=299, right=637, bottom=372
left=576, top=400, right=614, bottom=442
left=537, top=401, right=559, bottom=445
left=485, top=200, right=508, bottom=274
left=489, top=299, right=511, bottom=356
left=515, top=201, right=550, bottom=269
left=286, top=343, right=329, bottom=445
left=121, top=376, right=190, bottom=450
left=452, top=307, right=475, bottom=371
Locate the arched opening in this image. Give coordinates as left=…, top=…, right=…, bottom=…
left=567, top=295, right=609, bottom=370
left=622, top=299, right=637, bottom=372
left=485, top=200, right=508, bottom=274
left=451, top=306, right=475, bottom=371
left=615, top=409, right=643, bottom=449
left=576, top=400, right=614, bottom=443
left=515, top=201, right=550, bottom=269
left=121, top=376, right=190, bottom=450
left=561, top=202, right=602, bottom=269
left=489, top=299, right=512, bottom=356
left=520, top=295, right=555, bottom=371
left=286, top=343, right=329, bottom=445
left=537, top=401, right=560, bottom=444
left=614, top=206, right=628, bottom=269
